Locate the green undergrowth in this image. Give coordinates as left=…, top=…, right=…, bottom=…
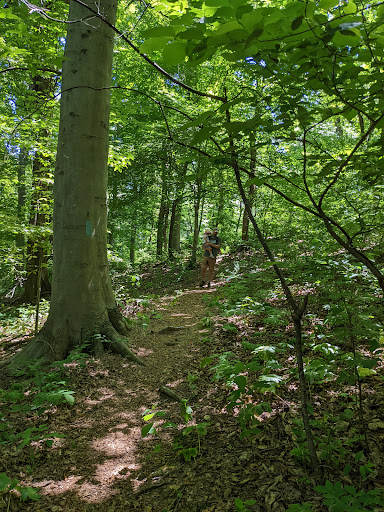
left=196, top=250, right=384, bottom=510
left=0, top=349, right=85, bottom=505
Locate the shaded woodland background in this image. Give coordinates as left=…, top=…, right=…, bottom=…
left=1, top=0, right=384, bottom=510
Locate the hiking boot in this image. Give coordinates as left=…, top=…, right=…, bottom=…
left=199, top=281, right=205, bottom=287
left=207, top=281, right=211, bottom=288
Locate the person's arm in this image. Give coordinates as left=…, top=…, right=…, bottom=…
left=208, top=238, right=221, bottom=249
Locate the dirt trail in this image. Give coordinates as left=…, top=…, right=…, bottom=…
left=14, top=281, right=231, bottom=512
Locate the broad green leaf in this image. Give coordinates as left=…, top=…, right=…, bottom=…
left=234, top=375, right=246, bottom=392
left=319, top=0, right=337, bottom=10
left=178, top=27, right=204, bottom=40
left=357, top=367, right=376, bottom=378
left=19, top=487, right=41, bottom=501
left=163, top=42, right=187, bottom=65
left=344, top=2, right=357, bottom=14
left=0, top=473, right=11, bottom=492
left=141, top=422, right=156, bottom=437
left=240, top=10, right=263, bottom=30
left=245, top=176, right=269, bottom=186
left=63, top=391, right=75, bottom=404
left=140, top=37, right=170, bottom=54
left=143, top=26, right=176, bottom=38
left=215, top=20, right=243, bottom=36
left=0, top=11, right=20, bottom=19
left=291, top=16, right=304, bottom=31
left=215, top=6, right=235, bottom=18
left=143, top=412, right=156, bottom=421
left=205, top=0, right=229, bottom=6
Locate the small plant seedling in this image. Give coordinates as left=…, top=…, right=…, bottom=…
left=0, top=472, right=40, bottom=502
left=234, top=498, right=257, bottom=511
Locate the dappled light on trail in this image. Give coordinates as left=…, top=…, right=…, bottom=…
left=2, top=255, right=384, bottom=511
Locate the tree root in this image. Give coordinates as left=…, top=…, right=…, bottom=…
left=0, top=325, right=145, bottom=371
left=0, top=337, right=56, bottom=370
left=107, top=336, right=146, bottom=366
left=159, top=385, right=183, bottom=402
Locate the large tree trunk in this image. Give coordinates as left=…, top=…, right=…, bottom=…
left=3, top=0, right=143, bottom=367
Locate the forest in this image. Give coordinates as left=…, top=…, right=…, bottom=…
left=0, top=0, right=384, bottom=510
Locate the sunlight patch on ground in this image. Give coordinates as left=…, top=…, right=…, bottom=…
left=83, top=387, right=116, bottom=406
left=135, top=347, right=154, bottom=357
left=184, top=288, right=217, bottom=295
left=171, top=313, right=193, bottom=318
left=36, top=428, right=143, bottom=504
left=165, top=378, right=184, bottom=389
left=35, top=475, right=83, bottom=495
left=76, top=481, right=119, bottom=502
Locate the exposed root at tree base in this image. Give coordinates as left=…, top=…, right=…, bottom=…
left=0, top=332, right=145, bottom=371
left=108, top=336, right=146, bottom=366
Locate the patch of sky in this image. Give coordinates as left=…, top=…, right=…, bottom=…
left=245, top=57, right=267, bottom=67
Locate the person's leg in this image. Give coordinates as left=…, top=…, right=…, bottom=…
left=206, top=257, right=215, bottom=284
left=200, top=256, right=209, bottom=285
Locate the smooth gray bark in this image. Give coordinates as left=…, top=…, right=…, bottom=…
left=3, top=0, right=143, bottom=367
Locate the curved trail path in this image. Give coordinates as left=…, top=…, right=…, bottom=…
left=26, top=279, right=244, bottom=512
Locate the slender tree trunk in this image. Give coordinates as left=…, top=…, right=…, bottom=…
left=23, top=138, right=52, bottom=301
left=162, top=206, right=169, bottom=255
left=242, top=137, right=257, bottom=241
left=224, top=101, right=322, bottom=481
left=20, top=76, right=53, bottom=302
left=156, top=167, right=169, bottom=256
left=168, top=163, right=187, bottom=258
left=191, top=198, right=200, bottom=263
left=108, top=170, right=119, bottom=248
left=3, top=0, right=143, bottom=367
left=16, top=148, right=27, bottom=251
left=129, top=230, right=136, bottom=265
left=168, top=199, right=180, bottom=257
left=14, top=148, right=28, bottom=281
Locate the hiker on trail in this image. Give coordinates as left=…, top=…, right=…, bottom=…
left=199, top=227, right=221, bottom=288
left=202, top=228, right=215, bottom=259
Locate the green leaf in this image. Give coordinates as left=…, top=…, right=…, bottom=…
left=245, top=176, right=270, bottom=186
left=63, top=391, right=75, bottom=404
left=143, top=412, right=156, bottom=421
left=178, top=27, right=204, bottom=40
left=143, top=26, right=176, bottom=38
left=181, top=447, right=198, bottom=461
left=241, top=9, right=263, bottom=30
left=140, top=37, right=170, bottom=54
left=0, top=473, right=11, bottom=492
left=234, top=375, right=247, bottom=392
left=19, top=486, right=41, bottom=501
left=215, top=20, right=243, bottom=35
left=344, top=2, right=357, bottom=14
left=357, top=367, right=376, bottom=378
left=319, top=0, right=337, bottom=10
left=163, top=42, right=187, bottom=65
left=0, top=11, right=20, bottom=19
left=291, top=16, right=304, bottom=31
left=205, top=0, right=229, bottom=6
left=141, top=422, right=156, bottom=437
left=339, top=408, right=354, bottom=421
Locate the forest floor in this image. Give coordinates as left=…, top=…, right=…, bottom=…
left=1, top=252, right=384, bottom=512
